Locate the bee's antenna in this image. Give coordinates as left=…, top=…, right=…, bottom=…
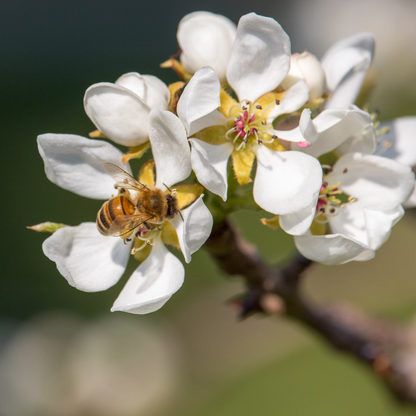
left=179, top=211, right=184, bottom=222
left=163, top=183, right=173, bottom=193
left=163, top=183, right=177, bottom=197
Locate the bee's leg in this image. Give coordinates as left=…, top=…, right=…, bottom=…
left=123, top=238, right=132, bottom=245
left=143, top=222, right=161, bottom=231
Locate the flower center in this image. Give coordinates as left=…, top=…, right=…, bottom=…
left=314, top=172, right=357, bottom=226
left=315, top=182, right=343, bottom=220
left=130, top=226, right=161, bottom=255
left=225, top=100, right=279, bottom=151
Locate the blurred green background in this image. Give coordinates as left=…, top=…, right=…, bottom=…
left=2, top=0, right=416, bottom=415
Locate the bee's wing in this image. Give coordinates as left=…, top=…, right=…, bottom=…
left=107, top=213, right=155, bottom=237
left=103, top=163, right=148, bottom=192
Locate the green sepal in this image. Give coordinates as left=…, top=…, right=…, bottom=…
left=260, top=216, right=281, bottom=230
left=27, top=222, right=67, bottom=233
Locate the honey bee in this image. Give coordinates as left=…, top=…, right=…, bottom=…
left=96, top=163, right=179, bottom=240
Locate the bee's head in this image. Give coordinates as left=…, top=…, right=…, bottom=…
left=165, top=193, right=179, bottom=219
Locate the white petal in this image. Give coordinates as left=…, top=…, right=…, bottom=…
left=116, top=73, right=170, bottom=109
left=379, top=117, right=416, bottom=167
left=281, top=52, right=326, bottom=101
left=267, top=81, right=309, bottom=121
left=403, top=194, right=416, bottom=208
left=177, top=67, right=221, bottom=135
left=115, top=72, right=145, bottom=96
left=328, top=153, right=415, bottom=210
left=37, top=134, right=131, bottom=200
left=364, top=206, right=404, bottom=250
left=296, top=52, right=327, bottom=100
left=379, top=117, right=416, bottom=207
left=299, top=109, right=318, bottom=144
left=335, top=125, right=377, bottom=156
left=329, top=200, right=368, bottom=246
left=279, top=199, right=318, bottom=235
left=272, top=127, right=304, bottom=144
left=254, top=147, right=322, bottom=215
left=111, top=238, right=184, bottom=314
left=189, top=139, right=233, bottom=201
left=290, top=106, right=376, bottom=158
left=353, top=250, right=376, bottom=262
left=321, top=33, right=374, bottom=109
left=280, top=54, right=304, bottom=91
left=42, top=223, right=130, bottom=292
left=84, top=82, right=150, bottom=146
left=171, top=195, right=213, bottom=263
left=271, top=106, right=316, bottom=145
left=294, top=233, right=375, bottom=265
left=404, top=190, right=416, bottom=208
left=227, top=13, right=290, bottom=102
left=148, top=106, right=192, bottom=188
left=188, top=109, right=227, bottom=137
left=177, top=11, right=237, bottom=81
left=330, top=197, right=404, bottom=251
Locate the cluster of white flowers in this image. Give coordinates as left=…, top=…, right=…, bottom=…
left=32, top=11, right=416, bottom=314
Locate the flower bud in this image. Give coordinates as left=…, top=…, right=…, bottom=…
left=115, top=73, right=170, bottom=110
left=177, top=11, right=237, bottom=81
left=281, top=51, right=326, bottom=100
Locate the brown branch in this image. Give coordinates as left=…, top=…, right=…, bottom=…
left=205, top=219, right=416, bottom=405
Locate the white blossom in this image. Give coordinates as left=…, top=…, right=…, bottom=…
left=295, top=153, right=415, bottom=264
left=37, top=106, right=212, bottom=314
left=84, top=73, right=170, bottom=147
left=172, top=15, right=322, bottom=233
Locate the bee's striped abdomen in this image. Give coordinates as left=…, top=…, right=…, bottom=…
left=96, top=196, right=134, bottom=235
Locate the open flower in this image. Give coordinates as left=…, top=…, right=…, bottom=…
left=294, top=153, right=415, bottom=265
left=37, top=106, right=212, bottom=314
left=259, top=106, right=377, bottom=235
left=170, top=15, right=322, bottom=233
left=176, top=12, right=310, bottom=119
left=84, top=72, right=170, bottom=147
left=176, top=12, right=322, bottom=110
